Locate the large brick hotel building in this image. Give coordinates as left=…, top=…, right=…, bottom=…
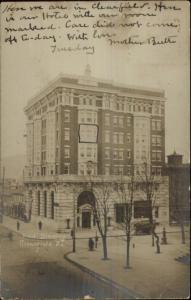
left=24, top=66, right=169, bottom=232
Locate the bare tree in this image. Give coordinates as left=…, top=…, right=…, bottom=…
left=115, top=172, right=135, bottom=268
left=171, top=177, right=186, bottom=244
left=138, top=162, right=161, bottom=254
left=93, top=178, right=113, bottom=260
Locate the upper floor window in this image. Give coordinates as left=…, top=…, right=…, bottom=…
left=118, top=116, right=124, bottom=127
left=127, top=133, right=131, bottom=143
left=64, top=128, right=70, bottom=141
left=152, top=120, right=162, bottom=131
left=64, top=147, right=70, bottom=158
left=152, top=135, right=162, bottom=146
left=105, top=131, right=110, bottom=143
left=63, top=164, right=70, bottom=174
left=104, top=114, right=110, bottom=126
left=113, top=116, right=118, bottom=126
left=42, top=119, right=46, bottom=130
left=105, top=165, right=110, bottom=175
left=119, top=133, right=124, bottom=144
left=152, top=151, right=162, bottom=161
left=127, top=117, right=131, bottom=127
left=64, top=111, right=70, bottom=122
left=105, top=148, right=110, bottom=159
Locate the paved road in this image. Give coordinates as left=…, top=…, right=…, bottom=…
left=0, top=226, right=131, bottom=299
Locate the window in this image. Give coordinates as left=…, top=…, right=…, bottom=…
left=113, top=133, right=118, bottom=144
left=79, top=110, right=97, bottom=124
left=127, top=166, right=131, bottom=176
left=127, top=133, right=131, bottom=143
left=87, top=147, right=92, bottom=158
left=64, top=128, right=70, bottom=141
left=51, top=191, right=54, bottom=219
left=134, top=201, right=150, bottom=219
left=42, top=136, right=46, bottom=145
left=152, top=151, right=162, bottom=161
left=64, top=147, right=70, bottom=158
left=118, top=166, right=123, bottom=175
left=152, top=166, right=162, bottom=176
left=156, top=120, right=161, bottom=131
left=105, top=149, right=110, bottom=159
left=118, top=116, right=124, bottom=127
left=105, top=165, right=110, bottom=175
left=118, top=150, right=123, bottom=160
left=37, top=191, right=40, bottom=216
left=105, top=131, right=110, bottom=143
left=113, top=116, right=118, bottom=126
left=63, top=164, right=70, bottom=174
left=152, top=120, right=162, bottom=131
left=41, top=151, right=46, bottom=162
left=113, top=165, right=123, bottom=175
left=42, top=119, right=46, bottom=130
left=105, top=99, right=110, bottom=108
left=64, top=111, right=70, bottom=122
left=152, top=135, right=161, bottom=146
left=105, top=114, right=110, bottom=126
left=119, top=133, right=124, bottom=144
left=113, top=150, right=118, bottom=160
left=44, top=191, right=47, bottom=218
left=127, top=150, right=131, bottom=159
left=127, top=117, right=131, bottom=127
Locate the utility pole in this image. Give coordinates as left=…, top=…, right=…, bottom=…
left=72, top=190, right=76, bottom=253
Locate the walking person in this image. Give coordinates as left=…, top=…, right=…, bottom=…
left=16, top=221, right=20, bottom=231
left=38, top=220, right=42, bottom=231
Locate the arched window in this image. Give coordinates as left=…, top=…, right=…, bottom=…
left=44, top=191, right=47, bottom=217
left=51, top=191, right=54, bottom=219
left=37, top=191, right=40, bottom=216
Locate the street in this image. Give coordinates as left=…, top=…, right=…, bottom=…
left=0, top=225, right=131, bottom=299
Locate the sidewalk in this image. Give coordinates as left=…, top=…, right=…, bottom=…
left=68, top=234, right=190, bottom=299
left=1, top=216, right=64, bottom=240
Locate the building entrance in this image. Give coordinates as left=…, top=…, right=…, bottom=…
left=77, top=190, right=96, bottom=229
left=82, top=211, right=91, bottom=228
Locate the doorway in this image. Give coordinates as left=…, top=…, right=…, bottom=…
left=82, top=211, right=91, bottom=228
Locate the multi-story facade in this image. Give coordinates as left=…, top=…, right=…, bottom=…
left=165, top=152, right=190, bottom=224
left=24, top=66, right=169, bottom=232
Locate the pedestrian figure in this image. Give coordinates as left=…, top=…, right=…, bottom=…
left=95, top=234, right=99, bottom=248
left=17, top=221, right=20, bottom=231
left=88, top=238, right=94, bottom=251
left=38, top=220, right=42, bottom=231
left=161, top=227, right=167, bottom=245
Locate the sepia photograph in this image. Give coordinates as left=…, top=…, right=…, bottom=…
left=0, top=1, right=190, bottom=299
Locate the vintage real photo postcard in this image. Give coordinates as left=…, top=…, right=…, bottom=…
left=0, top=0, right=190, bottom=299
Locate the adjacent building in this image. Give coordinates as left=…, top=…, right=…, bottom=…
left=24, top=66, right=169, bottom=232
left=165, top=152, right=190, bottom=224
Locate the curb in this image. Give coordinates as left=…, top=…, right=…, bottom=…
left=64, top=251, right=143, bottom=299
left=1, top=224, right=61, bottom=241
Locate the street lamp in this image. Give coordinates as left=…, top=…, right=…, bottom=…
left=72, top=189, right=76, bottom=253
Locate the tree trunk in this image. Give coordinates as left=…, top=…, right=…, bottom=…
left=180, top=222, right=186, bottom=244
left=102, top=235, right=108, bottom=260
left=126, top=235, right=131, bottom=268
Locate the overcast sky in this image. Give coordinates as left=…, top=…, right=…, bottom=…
left=1, top=1, right=190, bottom=164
